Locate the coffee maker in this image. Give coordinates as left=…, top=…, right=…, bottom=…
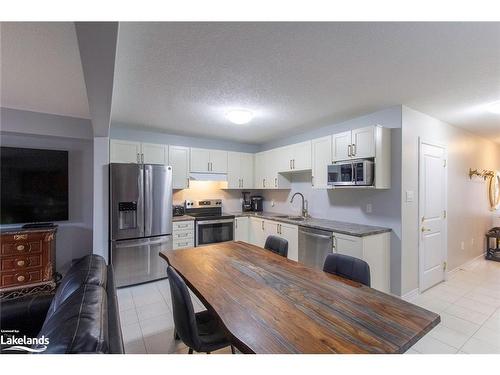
left=241, top=191, right=252, bottom=212
left=251, top=196, right=264, bottom=212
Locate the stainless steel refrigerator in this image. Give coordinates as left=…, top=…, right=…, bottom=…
left=110, top=163, right=173, bottom=287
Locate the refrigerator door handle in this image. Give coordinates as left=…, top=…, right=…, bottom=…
left=144, top=165, right=153, bottom=237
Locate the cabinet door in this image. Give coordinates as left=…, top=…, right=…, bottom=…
left=352, top=126, right=375, bottom=158
left=209, top=150, right=228, bottom=173
left=280, top=223, right=299, bottom=261
left=332, top=131, right=352, bottom=162
left=168, top=146, right=189, bottom=189
left=141, top=143, right=167, bottom=164
left=292, top=141, right=312, bottom=171
left=249, top=218, right=266, bottom=247
left=190, top=148, right=210, bottom=172
left=227, top=151, right=241, bottom=189
left=240, top=153, right=254, bottom=189
left=234, top=217, right=249, bottom=242
left=275, top=146, right=293, bottom=172
left=254, top=152, right=266, bottom=189
left=266, top=149, right=280, bottom=189
left=334, top=233, right=363, bottom=259
left=110, top=140, right=141, bottom=163
left=311, top=136, right=332, bottom=189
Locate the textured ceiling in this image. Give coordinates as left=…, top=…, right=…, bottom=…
left=1, top=22, right=90, bottom=119
left=111, top=22, right=500, bottom=144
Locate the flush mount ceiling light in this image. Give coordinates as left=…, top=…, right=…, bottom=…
left=226, top=109, right=254, bottom=124
left=487, top=101, right=500, bottom=114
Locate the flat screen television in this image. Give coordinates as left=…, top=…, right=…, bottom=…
left=1, top=147, right=69, bottom=224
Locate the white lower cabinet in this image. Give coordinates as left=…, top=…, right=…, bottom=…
left=234, top=217, right=250, bottom=242
left=334, top=232, right=390, bottom=293
left=172, top=220, right=195, bottom=249
left=248, top=218, right=298, bottom=261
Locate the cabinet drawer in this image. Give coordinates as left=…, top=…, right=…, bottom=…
left=0, top=268, right=43, bottom=287
left=1, top=253, right=43, bottom=271
left=1, top=240, right=42, bottom=256
left=173, top=221, right=194, bottom=231
left=173, top=240, right=195, bottom=250
left=173, top=230, right=194, bottom=241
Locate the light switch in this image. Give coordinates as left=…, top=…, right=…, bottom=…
left=406, top=190, right=414, bottom=203
left=366, top=203, right=372, bottom=213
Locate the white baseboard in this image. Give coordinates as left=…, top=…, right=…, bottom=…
left=446, top=252, right=486, bottom=280
left=401, top=288, right=419, bottom=302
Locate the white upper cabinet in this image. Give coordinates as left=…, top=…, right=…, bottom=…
left=254, top=151, right=267, bottom=188
left=351, top=126, right=375, bottom=159
left=141, top=142, right=168, bottom=164
left=110, top=140, right=142, bottom=163
left=332, top=131, right=352, bottom=162
left=276, top=141, right=312, bottom=172
left=190, top=148, right=228, bottom=173
left=110, top=140, right=167, bottom=164
left=227, top=152, right=254, bottom=189
left=332, top=126, right=376, bottom=161
left=168, top=146, right=189, bottom=189
left=311, top=136, right=332, bottom=189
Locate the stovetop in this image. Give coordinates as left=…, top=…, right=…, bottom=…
left=184, top=199, right=234, bottom=221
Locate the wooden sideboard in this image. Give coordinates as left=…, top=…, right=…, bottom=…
left=0, top=227, right=57, bottom=299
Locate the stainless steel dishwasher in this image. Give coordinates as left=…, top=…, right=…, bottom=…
left=298, top=226, right=334, bottom=270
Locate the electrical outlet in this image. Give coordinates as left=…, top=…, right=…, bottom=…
left=271, top=200, right=275, bottom=207
left=406, top=190, right=414, bottom=203
left=460, top=241, right=465, bottom=250
left=366, top=203, right=372, bottom=213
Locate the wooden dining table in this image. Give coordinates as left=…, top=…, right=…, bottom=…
left=159, top=241, right=440, bottom=354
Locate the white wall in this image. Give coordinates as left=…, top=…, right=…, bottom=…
left=0, top=132, right=94, bottom=272
left=401, top=106, right=500, bottom=295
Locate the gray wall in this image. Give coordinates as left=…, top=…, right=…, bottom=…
left=0, top=132, right=94, bottom=273
left=110, top=125, right=260, bottom=153
left=259, top=106, right=403, bottom=295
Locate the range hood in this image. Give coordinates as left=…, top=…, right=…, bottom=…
left=189, top=172, right=227, bottom=182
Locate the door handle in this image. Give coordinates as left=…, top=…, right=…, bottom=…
left=137, top=153, right=140, bottom=163
left=141, top=153, right=144, bottom=164
left=352, top=144, right=356, bottom=156
left=263, top=178, right=265, bottom=188
left=421, top=227, right=431, bottom=232
left=347, top=145, right=352, bottom=157
left=187, top=178, right=190, bottom=188
left=262, top=221, right=264, bottom=230
left=274, top=177, right=277, bottom=187
left=293, top=159, right=295, bottom=169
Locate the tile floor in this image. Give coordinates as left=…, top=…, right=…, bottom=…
left=117, top=257, right=500, bottom=354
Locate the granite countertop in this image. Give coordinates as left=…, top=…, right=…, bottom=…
left=172, top=215, right=195, bottom=222
left=228, top=211, right=391, bottom=237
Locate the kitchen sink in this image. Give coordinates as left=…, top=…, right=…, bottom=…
left=286, top=216, right=306, bottom=221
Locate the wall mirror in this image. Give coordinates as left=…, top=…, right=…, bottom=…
left=489, top=171, right=500, bottom=210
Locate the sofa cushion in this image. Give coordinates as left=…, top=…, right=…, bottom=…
left=45, top=254, right=107, bottom=320
left=36, top=284, right=108, bottom=354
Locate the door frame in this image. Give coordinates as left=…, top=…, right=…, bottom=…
left=418, top=138, right=448, bottom=292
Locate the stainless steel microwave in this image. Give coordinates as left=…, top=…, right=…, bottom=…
left=328, top=159, right=374, bottom=186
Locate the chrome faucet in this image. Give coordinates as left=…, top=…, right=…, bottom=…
left=290, top=192, right=309, bottom=218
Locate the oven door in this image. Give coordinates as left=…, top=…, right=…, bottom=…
left=196, top=219, right=234, bottom=246
left=328, top=162, right=354, bottom=186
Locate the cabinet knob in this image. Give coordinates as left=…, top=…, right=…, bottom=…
left=17, top=260, right=26, bottom=267
left=17, top=244, right=25, bottom=251
left=17, top=275, right=26, bottom=282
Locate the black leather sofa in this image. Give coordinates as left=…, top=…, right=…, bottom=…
left=0, top=254, right=124, bottom=354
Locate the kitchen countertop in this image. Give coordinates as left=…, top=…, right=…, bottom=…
left=172, top=215, right=195, bottom=222
left=228, top=211, right=391, bottom=237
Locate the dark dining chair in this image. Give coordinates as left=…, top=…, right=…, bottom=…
left=322, top=253, right=371, bottom=287
left=167, top=266, right=234, bottom=354
left=264, top=235, right=288, bottom=258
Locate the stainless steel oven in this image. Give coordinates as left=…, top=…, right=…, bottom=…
left=195, top=218, right=234, bottom=246
left=328, top=159, right=374, bottom=186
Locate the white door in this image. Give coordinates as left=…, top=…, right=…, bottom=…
left=250, top=218, right=266, bottom=247
left=169, top=146, right=189, bottom=189
left=234, top=217, right=249, bottom=242
left=352, top=126, right=375, bottom=158
left=266, top=149, right=279, bottom=189
left=311, top=136, right=332, bottom=189
left=110, top=140, right=141, bottom=163
left=292, top=141, right=312, bottom=171
left=190, top=148, right=210, bottom=172
left=209, top=150, right=228, bottom=173
left=280, top=223, right=298, bottom=261
left=332, top=131, right=352, bottom=161
left=275, top=145, right=293, bottom=172
left=240, top=153, right=254, bottom=189
left=419, top=141, right=447, bottom=292
left=335, top=233, right=363, bottom=259
left=227, top=151, right=241, bottom=188
left=141, top=143, right=167, bottom=164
